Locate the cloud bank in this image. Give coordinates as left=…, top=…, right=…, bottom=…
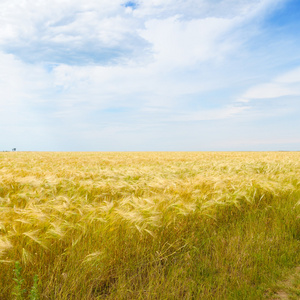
left=0, top=0, right=299, bottom=151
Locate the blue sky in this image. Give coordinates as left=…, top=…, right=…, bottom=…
left=0, top=0, right=299, bottom=151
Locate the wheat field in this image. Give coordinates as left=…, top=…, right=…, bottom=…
left=0, top=152, right=300, bottom=299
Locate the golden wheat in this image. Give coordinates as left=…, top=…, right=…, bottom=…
left=0, top=152, right=299, bottom=299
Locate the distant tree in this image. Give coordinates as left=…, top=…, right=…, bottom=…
left=12, top=148, right=16, bottom=151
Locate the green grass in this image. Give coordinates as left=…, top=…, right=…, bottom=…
left=0, top=152, right=299, bottom=299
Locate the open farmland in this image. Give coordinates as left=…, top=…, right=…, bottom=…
left=0, top=152, right=300, bottom=299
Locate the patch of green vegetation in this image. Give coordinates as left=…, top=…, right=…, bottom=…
left=11, top=261, right=39, bottom=300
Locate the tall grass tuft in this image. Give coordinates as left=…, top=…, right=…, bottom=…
left=12, top=261, right=26, bottom=300
left=29, top=274, right=39, bottom=300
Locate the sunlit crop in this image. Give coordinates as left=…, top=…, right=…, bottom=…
left=1, top=152, right=300, bottom=299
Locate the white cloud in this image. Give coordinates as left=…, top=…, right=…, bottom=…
left=135, top=0, right=284, bottom=19
left=171, top=105, right=250, bottom=122
left=0, top=0, right=286, bottom=66
left=243, top=83, right=300, bottom=99
left=275, top=66, right=300, bottom=83
left=0, top=52, right=50, bottom=107
left=140, top=16, right=238, bottom=67
left=0, top=0, right=144, bottom=64
left=240, top=66, right=300, bottom=100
